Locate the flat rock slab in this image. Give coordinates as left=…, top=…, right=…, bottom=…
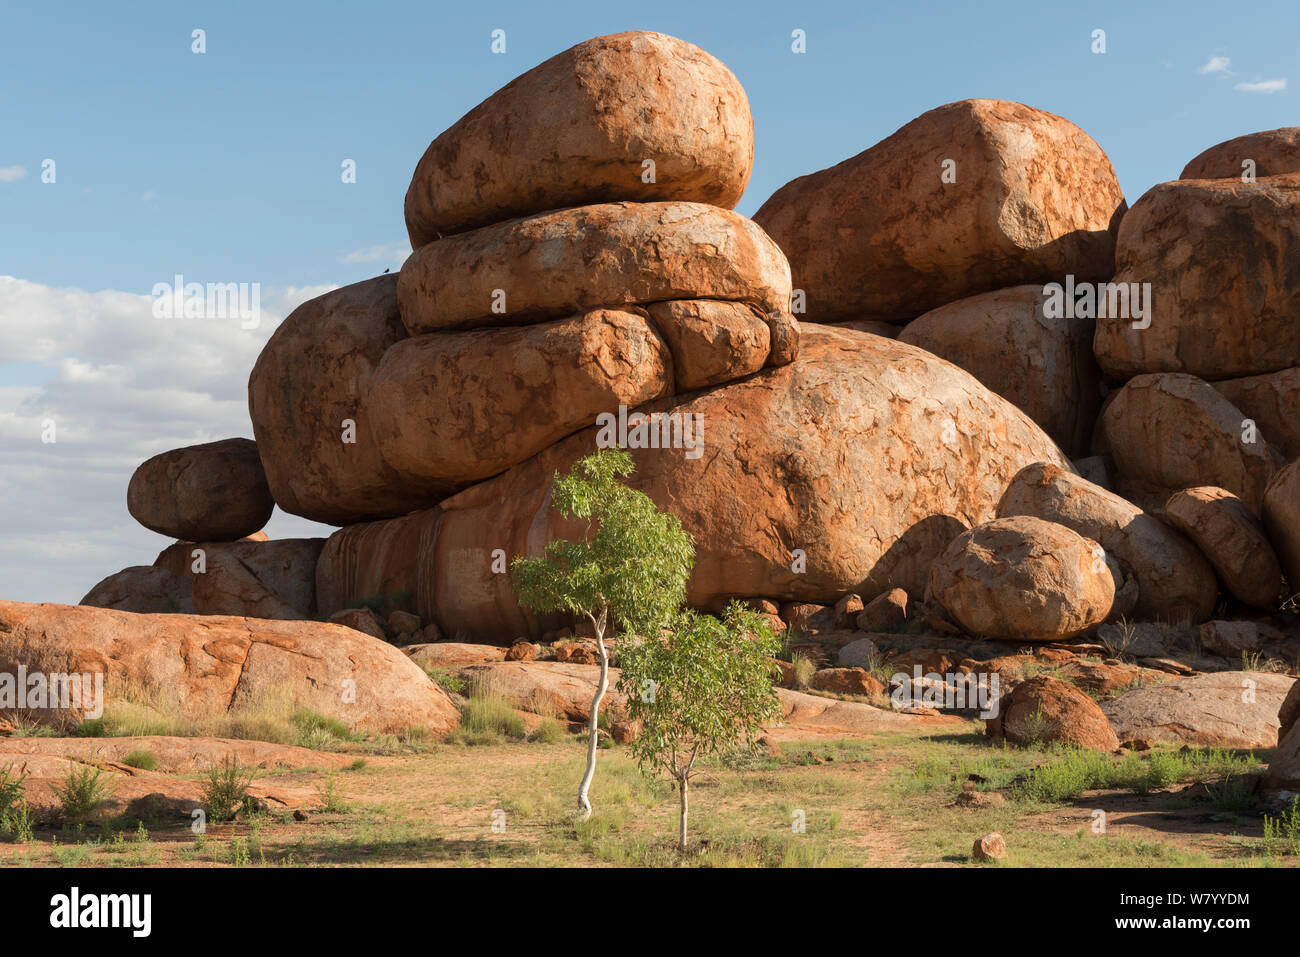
left=1101, top=671, right=1295, bottom=748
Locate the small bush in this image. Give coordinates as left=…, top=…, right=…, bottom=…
left=790, top=652, right=818, bottom=690
left=122, top=749, right=157, bottom=771
left=531, top=716, right=565, bottom=743
left=202, top=756, right=258, bottom=823
left=0, top=763, right=26, bottom=815
left=457, top=682, right=526, bottom=741
left=55, top=764, right=115, bottom=825
left=425, top=668, right=467, bottom=696
left=316, top=772, right=349, bottom=813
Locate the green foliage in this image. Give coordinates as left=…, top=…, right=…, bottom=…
left=55, top=764, right=115, bottom=825
left=511, top=449, right=694, bottom=640
left=122, top=749, right=157, bottom=771
left=455, top=682, right=527, bottom=742
left=202, top=756, right=257, bottom=823
left=0, top=763, right=26, bottom=816
left=619, top=604, right=784, bottom=781
left=1263, top=798, right=1300, bottom=857
left=424, top=667, right=468, bottom=696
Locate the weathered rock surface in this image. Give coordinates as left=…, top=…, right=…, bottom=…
left=79, top=566, right=195, bottom=614
left=452, top=661, right=637, bottom=740
left=127, top=438, right=274, bottom=542
left=0, top=601, right=457, bottom=736
left=1164, top=487, right=1282, bottom=607
left=1263, top=460, right=1300, bottom=593
left=403, top=31, right=753, bottom=248
left=1214, top=367, right=1300, bottom=461
left=317, top=325, right=1071, bottom=638
left=247, top=276, right=443, bottom=526
left=328, top=607, right=388, bottom=641
left=1101, top=671, right=1294, bottom=748
left=369, top=309, right=673, bottom=493
left=752, top=99, right=1125, bottom=324
left=154, top=538, right=324, bottom=620
left=927, top=516, right=1114, bottom=641
left=995, top=675, right=1119, bottom=750
left=645, top=299, right=774, bottom=388
left=1265, top=722, right=1300, bottom=790
left=899, top=285, right=1101, bottom=456
left=398, top=202, right=792, bottom=337
left=767, top=688, right=960, bottom=740
left=407, top=643, right=507, bottom=669
left=1181, top=127, right=1300, bottom=180
left=1101, top=373, right=1281, bottom=513
left=997, top=463, right=1218, bottom=623
left=1094, top=175, right=1300, bottom=381
left=1280, top=679, right=1300, bottom=741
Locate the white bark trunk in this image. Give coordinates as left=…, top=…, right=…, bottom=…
left=576, top=605, right=609, bottom=821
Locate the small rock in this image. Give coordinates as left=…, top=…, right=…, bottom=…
left=833, top=593, right=865, bottom=629
left=387, top=610, right=422, bottom=638
left=810, top=667, right=885, bottom=696
left=836, top=637, right=881, bottom=670
left=293, top=809, right=310, bottom=822
left=553, top=641, right=598, bottom=665
left=506, top=640, right=539, bottom=662
left=972, top=832, right=1007, bottom=860
left=955, top=790, right=1006, bottom=810
left=328, top=607, right=388, bottom=642
left=1199, top=620, right=1263, bottom=657
left=856, top=588, right=909, bottom=633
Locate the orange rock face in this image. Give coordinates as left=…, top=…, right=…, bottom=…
left=1181, top=127, right=1300, bottom=180
left=403, top=32, right=753, bottom=248
left=1164, top=487, right=1282, bottom=608
left=1263, top=460, right=1300, bottom=593
left=998, top=675, right=1119, bottom=750
left=898, top=285, right=1101, bottom=456
left=1101, top=373, right=1282, bottom=514
left=247, top=276, right=445, bottom=526
left=397, top=202, right=793, bottom=335
left=1213, top=367, right=1300, bottom=461
left=1094, top=175, right=1300, bottom=381
left=153, top=538, right=325, bottom=620
left=927, top=516, right=1115, bottom=641
left=645, top=300, right=773, bottom=389
left=79, top=566, right=195, bottom=615
left=752, top=99, right=1125, bottom=324
left=0, top=601, right=458, bottom=736
left=997, top=463, right=1217, bottom=623
left=316, top=325, right=1071, bottom=639
left=127, top=438, right=274, bottom=542
left=368, top=309, right=674, bottom=493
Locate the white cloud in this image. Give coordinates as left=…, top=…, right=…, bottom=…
left=1235, top=78, right=1287, bottom=94
left=1196, top=55, right=1232, bottom=75
left=0, top=276, right=338, bottom=604
left=0, top=165, right=27, bottom=183
left=341, top=241, right=411, bottom=266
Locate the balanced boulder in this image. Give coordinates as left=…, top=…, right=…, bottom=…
left=368, top=309, right=674, bottom=493
left=397, top=201, right=792, bottom=335
left=898, top=284, right=1102, bottom=456
left=247, top=275, right=442, bottom=526
left=127, top=438, right=274, bottom=542
left=1100, top=373, right=1282, bottom=513
left=1164, top=487, right=1282, bottom=608
left=997, top=463, right=1217, bottom=623
left=927, top=516, right=1114, bottom=641
left=403, top=31, right=753, bottom=248
left=317, top=324, right=1071, bottom=639
left=1094, top=174, right=1300, bottom=381
left=752, top=99, right=1125, bottom=324
left=1181, top=127, right=1300, bottom=180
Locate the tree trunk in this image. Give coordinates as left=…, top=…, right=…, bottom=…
left=576, top=605, right=609, bottom=821
left=678, top=776, right=689, bottom=853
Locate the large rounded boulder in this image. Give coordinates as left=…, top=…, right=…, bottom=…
left=397, top=201, right=792, bottom=335
left=927, top=516, right=1115, bottom=641
left=1263, top=460, right=1300, bottom=594
left=752, top=99, right=1126, bottom=324
left=1094, top=174, right=1300, bottom=381
left=1214, top=367, right=1300, bottom=461
left=127, top=438, right=274, bottom=542
left=403, top=31, right=753, bottom=248
left=898, top=284, right=1102, bottom=456
left=1100, top=373, right=1283, bottom=513
left=316, top=324, right=1072, bottom=639
left=1180, top=127, right=1300, bottom=180
left=997, top=463, right=1218, bottom=623
left=1164, top=487, right=1282, bottom=608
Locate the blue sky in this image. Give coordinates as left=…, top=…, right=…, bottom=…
left=0, top=0, right=1295, bottom=602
